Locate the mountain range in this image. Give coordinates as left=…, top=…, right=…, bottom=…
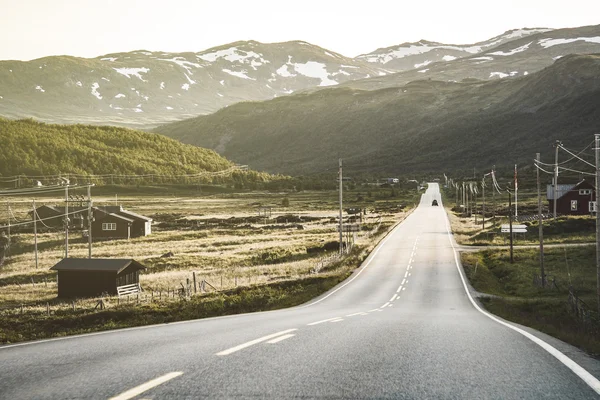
left=2, top=25, right=599, bottom=129
left=154, top=53, right=600, bottom=176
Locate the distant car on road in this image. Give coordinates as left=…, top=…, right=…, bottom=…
left=432, top=200, right=438, bottom=206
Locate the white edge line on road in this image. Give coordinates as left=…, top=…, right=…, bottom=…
left=108, top=371, right=183, bottom=400
left=444, top=210, right=600, bottom=395
left=381, top=302, right=390, bottom=308
left=396, top=286, right=403, bottom=293
left=216, top=329, right=297, bottom=356
left=404, top=271, right=409, bottom=278
left=368, top=309, right=379, bottom=313
left=297, top=211, right=414, bottom=309
left=307, top=317, right=341, bottom=326
left=389, top=294, right=398, bottom=302
left=267, top=334, right=295, bottom=344
left=401, top=278, right=406, bottom=285
left=330, top=318, right=344, bottom=323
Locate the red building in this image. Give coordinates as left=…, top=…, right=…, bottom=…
left=547, top=180, right=596, bottom=216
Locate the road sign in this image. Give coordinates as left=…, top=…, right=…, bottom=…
left=337, top=224, right=361, bottom=232
left=501, top=228, right=527, bottom=233
left=501, top=224, right=527, bottom=230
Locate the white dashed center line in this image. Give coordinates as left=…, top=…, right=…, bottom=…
left=109, top=372, right=183, bottom=400
left=216, top=329, right=297, bottom=355
left=267, top=334, right=295, bottom=344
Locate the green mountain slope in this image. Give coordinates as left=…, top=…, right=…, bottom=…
left=154, top=54, right=600, bottom=175
left=0, top=118, right=266, bottom=181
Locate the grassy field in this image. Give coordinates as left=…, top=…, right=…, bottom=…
left=461, top=246, right=600, bottom=355
left=0, top=185, right=419, bottom=343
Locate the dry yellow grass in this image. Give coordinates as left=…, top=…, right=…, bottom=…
left=1, top=191, right=410, bottom=312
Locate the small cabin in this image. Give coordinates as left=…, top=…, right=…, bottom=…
left=547, top=180, right=596, bottom=216
left=50, top=258, right=146, bottom=298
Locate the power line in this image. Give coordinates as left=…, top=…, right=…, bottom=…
left=559, top=144, right=596, bottom=169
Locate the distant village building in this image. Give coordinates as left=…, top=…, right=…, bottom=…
left=50, top=258, right=145, bottom=298
left=30, top=205, right=152, bottom=240
left=547, top=180, right=596, bottom=216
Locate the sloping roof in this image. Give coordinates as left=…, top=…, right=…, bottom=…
left=50, top=258, right=145, bottom=273
left=547, top=184, right=577, bottom=200
left=547, top=180, right=596, bottom=200
left=118, top=209, right=153, bottom=222
left=93, top=207, right=134, bottom=223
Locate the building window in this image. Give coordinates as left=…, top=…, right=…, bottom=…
left=102, top=222, right=116, bottom=231
left=579, top=189, right=592, bottom=195
left=571, top=200, right=578, bottom=211
left=590, top=201, right=597, bottom=213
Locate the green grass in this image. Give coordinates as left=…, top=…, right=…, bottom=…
left=462, top=246, right=600, bottom=355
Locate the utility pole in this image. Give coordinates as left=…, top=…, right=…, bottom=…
left=595, top=134, right=600, bottom=314
left=536, top=153, right=545, bottom=287
left=33, top=200, right=38, bottom=269
left=492, top=165, right=496, bottom=220
left=482, top=177, right=486, bottom=230
left=338, top=159, right=343, bottom=255
left=6, top=201, right=10, bottom=245
left=514, top=164, right=518, bottom=218
left=553, top=140, right=562, bottom=219
left=87, top=185, right=93, bottom=259
left=65, top=185, right=69, bottom=258
left=508, top=189, right=514, bottom=263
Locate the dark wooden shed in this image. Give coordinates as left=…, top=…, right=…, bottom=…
left=50, top=258, right=145, bottom=298
left=547, top=180, right=596, bottom=216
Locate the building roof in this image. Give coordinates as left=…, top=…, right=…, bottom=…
left=94, top=210, right=135, bottom=223
left=546, top=184, right=576, bottom=200
left=547, top=180, right=595, bottom=200
left=50, top=258, right=146, bottom=273
left=118, top=209, right=153, bottom=222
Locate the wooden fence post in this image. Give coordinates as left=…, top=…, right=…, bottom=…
left=193, top=272, right=197, bottom=294
left=46, top=302, right=49, bottom=315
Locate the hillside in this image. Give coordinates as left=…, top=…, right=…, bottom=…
left=0, top=118, right=270, bottom=183
left=0, top=41, right=386, bottom=129
left=154, top=54, right=600, bottom=175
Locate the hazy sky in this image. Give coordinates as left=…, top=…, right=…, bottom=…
left=1, top=0, right=599, bottom=61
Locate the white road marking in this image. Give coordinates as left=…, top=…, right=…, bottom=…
left=404, top=271, right=409, bottom=278
left=216, top=329, right=297, bottom=355
left=330, top=318, right=344, bottom=323
left=381, top=302, right=390, bottom=308
left=299, top=214, right=412, bottom=309
left=109, top=372, right=183, bottom=400
left=389, top=294, right=398, bottom=302
left=396, top=285, right=403, bottom=293
left=388, top=304, right=393, bottom=307
left=267, top=334, right=295, bottom=344
left=401, top=278, right=406, bottom=285
left=444, top=207, right=600, bottom=394
left=307, top=317, right=341, bottom=326
left=402, top=287, right=406, bottom=291
left=405, top=280, right=409, bottom=284
left=409, top=273, right=412, bottom=276
left=368, top=309, right=380, bottom=313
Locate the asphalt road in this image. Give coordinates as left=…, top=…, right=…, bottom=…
left=2, top=183, right=600, bottom=399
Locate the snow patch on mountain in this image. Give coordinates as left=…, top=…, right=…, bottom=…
left=159, top=57, right=202, bottom=73
left=488, top=42, right=532, bottom=56
left=198, top=47, right=268, bottom=65
left=414, top=60, right=431, bottom=68
left=418, top=69, right=429, bottom=73
left=91, top=83, right=102, bottom=99
left=182, top=83, right=190, bottom=90
left=490, top=72, right=509, bottom=78
left=222, top=68, right=255, bottom=80
left=471, top=56, right=494, bottom=61
left=442, top=55, right=457, bottom=61
left=276, top=64, right=296, bottom=77
left=360, top=42, right=481, bottom=64
left=293, top=61, right=337, bottom=86
left=538, top=37, right=600, bottom=48
left=76, top=81, right=82, bottom=87
left=115, top=93, right=126, bottom=98
left=160, top=82, right=165, bottom=89
left=35, top=85, right=45, bottom=93
left=113, top=67, right=150, bottom=81
left=100, top=57, right=117, bottom=62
